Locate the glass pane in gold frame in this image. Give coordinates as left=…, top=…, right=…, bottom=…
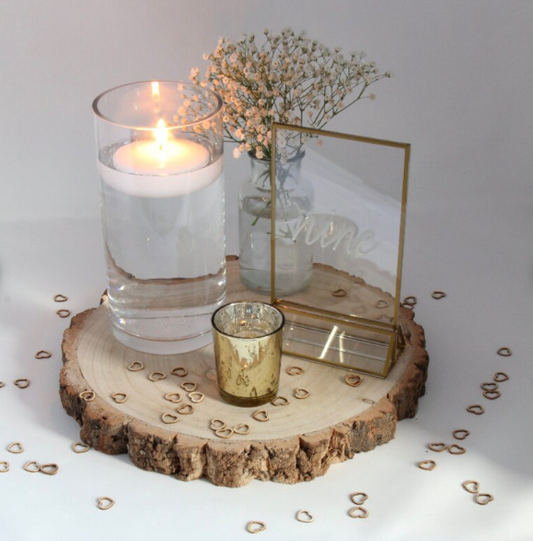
left=270, top=123, right=410, bottom=377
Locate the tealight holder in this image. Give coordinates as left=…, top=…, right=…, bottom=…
left=92, top=81, right=225, bottom=355
left=212, top=301, right=285, bottom=407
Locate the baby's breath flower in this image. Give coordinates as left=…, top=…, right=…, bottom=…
left=191, top=28, right=389, bottom=159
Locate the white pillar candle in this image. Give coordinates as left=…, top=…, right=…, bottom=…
left=113, top=138, right=210, bottom=174
left=113, top=119, right=210, bottom=175
left=99, top=119, right=221, bottom=198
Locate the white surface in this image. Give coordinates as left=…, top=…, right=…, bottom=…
left=1, top=1, right=533, bottom=540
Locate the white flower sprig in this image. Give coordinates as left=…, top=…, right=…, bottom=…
left=190, top=28, right=391, bottom=160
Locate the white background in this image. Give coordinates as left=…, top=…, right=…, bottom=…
left=1, top=1, right=533, bottom=540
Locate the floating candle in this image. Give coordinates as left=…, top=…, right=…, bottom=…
left=112, top=119, right=210, bottom=175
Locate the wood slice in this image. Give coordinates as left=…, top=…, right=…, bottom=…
left=60, top=257, right=428, bottom=487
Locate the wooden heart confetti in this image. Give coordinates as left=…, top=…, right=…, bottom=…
left=177, top=404, right=194, bottom=415
left=23, top=461, right=40, bottom=473
left=215, top=427, right=234, bottom=439
left=350, top=492, right=368, bottom=505
left=210, top=419, right=226, bottom=430
left=79, top=390, right=95, bottom=402
left=475, top=493, right=494, bottom=505
left=39, top=463, right=59, bottom=476
left=345, top=374, right=363, bottom=387
left=462, top=480, right=480, bottom=494
left=188, top=391, right=205, bottom=403
left=286, top=366, right=304, bottom=376
left=466, top=405, right=484, bottom=415
left=7, top=442, right=24, bottom=454
left=417, top=460, right=437, bottom=471
left=252, top=410, right=269, bottom=422
left=161, top=413, right=179, bottom=424
left=296, top=510, right=315, bottom=523
left=348, top=506, right=369, bottom=519
left=246, top=521, right=266, bottom=534
left=148, top=372, right=166, bottom=382
left=97, top=497, right=115, bottom=510
left=480, top=382, right=498, bottom=392
left=233, top=423, right=250, bottom=436
left=127, top=361, right=144, bottom=372
left=164, top=392, right=182, bottom=404
left=493, top=372, right=509, bottom=382
left=428, top=442, right=447, bottom=452
left=452, top=429, right=470, bottom=441
left=402, top=296, right=417, bottom=307
left=72, top=442, right=90, bottom=454
left=294, top=388, right=310, bottom=399
left=332, top=288, right=347, bottom=297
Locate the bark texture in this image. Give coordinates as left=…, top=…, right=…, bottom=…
left=60, top=261, right=428, bottom=488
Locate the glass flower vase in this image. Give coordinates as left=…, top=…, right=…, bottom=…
left=238, top=151, right=314, bottom=296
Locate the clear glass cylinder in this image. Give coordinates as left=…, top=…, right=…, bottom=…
left=239, top=152, right=314, bottom=296
left=92, top=81, right=225, bottom=354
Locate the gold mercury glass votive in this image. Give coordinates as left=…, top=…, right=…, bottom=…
left=211, top=301, right=285, bottom=407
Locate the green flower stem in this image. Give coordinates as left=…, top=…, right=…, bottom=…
left=251, top=199, right=271, bottom=226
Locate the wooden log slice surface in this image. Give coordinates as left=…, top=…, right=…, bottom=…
left=60, top=258, right=428, bottom=487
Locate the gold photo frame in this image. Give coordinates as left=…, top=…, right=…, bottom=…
left=269, top=123, right=410, bottom=377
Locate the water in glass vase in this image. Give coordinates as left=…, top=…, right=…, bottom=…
left=239, top=153, right=314, bottom=296
left=239, top=195, right=313, bottom=296
left=98, top=146, right=226, bottom=354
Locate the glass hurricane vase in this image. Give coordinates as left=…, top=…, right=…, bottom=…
left=93, top=81, right=225, bottom=355
left=238, top=151, right=314, bottom=296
